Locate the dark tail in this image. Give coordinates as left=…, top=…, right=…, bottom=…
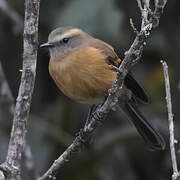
left=123, top=101, right=165, bottom=151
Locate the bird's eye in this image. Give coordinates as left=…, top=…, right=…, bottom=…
left=62, top=38, right=69, bottom=43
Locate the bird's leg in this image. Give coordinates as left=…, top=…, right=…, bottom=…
left=75, top=105, right=96, bottom=144
left=85, top=104, right=96, bottom=127
left=90, top=98, right=107, bottom=124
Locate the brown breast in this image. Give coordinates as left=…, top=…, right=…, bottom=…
left=49, top=46, right=117, bottom=104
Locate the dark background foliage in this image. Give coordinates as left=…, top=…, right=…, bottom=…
left=0, top=0, right=180, bottom=179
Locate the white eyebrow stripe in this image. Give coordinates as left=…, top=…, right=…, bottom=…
left=50, top=29, right=82, bottom=43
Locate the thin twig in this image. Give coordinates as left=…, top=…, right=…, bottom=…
left=137, top=0, right=143, bottom=11
left=153, top=0, right=167, bottom=27
left=161, top=60, right=180, bottom=180
left=0, top=0, right=40, bottom=179
left=130, top=18, right=138, bottom=35
left=0, top=0, right=23, bottom=34
left=38, top=0, right=167, bottom=179
left=143, top=0, right=150, bottom=9
left=0, top=170, right=5, bottom=180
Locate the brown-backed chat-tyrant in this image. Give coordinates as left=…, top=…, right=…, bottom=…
left=40, top=27, right=165, bottom=151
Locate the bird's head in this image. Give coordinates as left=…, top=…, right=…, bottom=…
left=40, top=27, right=91, bottom=60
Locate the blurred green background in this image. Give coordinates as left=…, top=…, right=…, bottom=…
left=0, top=0, right=180, bottom=179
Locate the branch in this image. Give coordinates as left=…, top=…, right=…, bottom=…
left=0, top=0, right=40, bottom=179
left=0, top=0, right=23, bottom=34
left=38, top=0, right=167, bottom=179
left=0, top=61, right=37, bottom=178
left=153, top=0, right=167, bottom=27
left=161, top=61, right=180, bottom=180
left=0, top=171, right=5, bottom=180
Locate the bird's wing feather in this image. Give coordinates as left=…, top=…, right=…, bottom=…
left=124, top=73, right=148, bottom=103
left=123, top=99, right=165, bottom=150
left=89, top=39, right=148, bottom=103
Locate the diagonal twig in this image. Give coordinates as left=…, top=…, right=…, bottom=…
left=38, top=0, right=167, bottom=179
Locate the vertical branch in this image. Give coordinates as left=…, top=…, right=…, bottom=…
left=0, top=171, right=5, bottom=180
left=0, top=60, right=37, bottom=178
left=161, top=60, right=180, bottom=180
left=0, top=0, right=40, bottom=179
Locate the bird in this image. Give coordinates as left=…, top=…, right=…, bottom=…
left=40, top=26, right=165, bottom=151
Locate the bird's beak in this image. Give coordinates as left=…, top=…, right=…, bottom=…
left=40, top=42, right=54, bottom=48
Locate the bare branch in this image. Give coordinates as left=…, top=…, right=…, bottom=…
left=155, top=0, right=167, bottom=16
left=130, top=18, right=138, bottom=35
left=38, top=0, right=167, bottom=179
left=0, top=60, right=37, bottom=179
left=137, top=0, right=143, bottom=11
left=152, top=0, right=167, bottom=27
left=143, top=0, right=150, bottom=9
left=161, top=60, right=180, bottom=180
left=0, top=0, right=40, bottom=179
left=0, top=0, right=23, bottom=34
left=0, top=171, right=5, bottom=180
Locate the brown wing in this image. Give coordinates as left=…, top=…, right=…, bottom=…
left=89, top=39, right=148, bottom=103
left=89, top=39, right=120, bottom=65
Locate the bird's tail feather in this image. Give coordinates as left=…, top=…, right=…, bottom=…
left=123, top=101, right=165, bottom=151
